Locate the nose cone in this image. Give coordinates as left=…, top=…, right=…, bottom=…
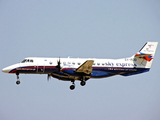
left=2, top=63, right=20, bottom=73
left=2, top=67, right=11, bottom=73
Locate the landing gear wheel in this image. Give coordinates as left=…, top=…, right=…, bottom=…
left=16, top=80, right=20, bottom=85
left=80, top=81, right=86, bottom=86
left=16, top=72, right=20, bottom=85
left=70, top=85, right=75, bottom=90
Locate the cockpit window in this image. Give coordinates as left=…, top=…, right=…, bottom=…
left=21, top=59, right=34, bottom=63
left=21, top=59, right=27, bottom=63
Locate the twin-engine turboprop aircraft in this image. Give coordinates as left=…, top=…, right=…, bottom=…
left=2, top=42, right=158, bottom=90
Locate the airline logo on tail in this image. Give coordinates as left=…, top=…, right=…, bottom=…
left=148, top=44, right=153, bottom=48
left=145, top=44, right=154, bottom=52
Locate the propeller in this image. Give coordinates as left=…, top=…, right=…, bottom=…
left=47, top=57, right=61, bottom=81
left=56, top=57, right=62, bottom=71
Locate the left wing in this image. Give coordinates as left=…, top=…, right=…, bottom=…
left=75, top=60, right=94, bottom=74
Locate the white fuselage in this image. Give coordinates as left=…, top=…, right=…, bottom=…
left=2, top=42, right=157, bottom=90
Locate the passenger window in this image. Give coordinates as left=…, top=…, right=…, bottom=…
left=78, top=63, right=81, bottom=65
left=72, top=62, right=75, bottom=65
left=97, top=63, right=100, bottom=65
left=68, top=62, right=71, bottom=64
left=30, top=60, right=34, bottom=62
left=63, top=62, right=66, bottom=64
left=93, top=63, right=95, bottom=65
left=102, top=63, right=104, bottom=66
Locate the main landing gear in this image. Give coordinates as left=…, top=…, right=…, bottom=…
left=69, top=80, right=86, bottom=90
left=70, top=80, right=75, bottom=90
left=16, top=72, right=20, bottom=85
left=80, top=80, right=86, bottom=86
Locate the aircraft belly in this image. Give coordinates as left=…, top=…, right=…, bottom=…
left=90, top=70, right=115, bottom=78
left=51, top=72, right=79, bottom=81
left=91, top=67, right=149, bottom=78
left=120, top=68, right=150, bottom=76
left=61, top=68, right=86, bottom=76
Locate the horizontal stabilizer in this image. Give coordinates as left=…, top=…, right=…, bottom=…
left=135, top=52, right=153, bottom=62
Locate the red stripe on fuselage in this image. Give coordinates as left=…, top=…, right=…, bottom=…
left=9, top=66, right=57, bottom=73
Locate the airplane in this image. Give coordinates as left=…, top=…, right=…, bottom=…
left=2, top=42, right=158, bottom=90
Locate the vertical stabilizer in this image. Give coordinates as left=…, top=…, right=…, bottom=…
left=134, top=42, right=158, bottom=68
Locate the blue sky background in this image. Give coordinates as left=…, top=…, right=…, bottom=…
left=0, top=1, right=160, bottom=120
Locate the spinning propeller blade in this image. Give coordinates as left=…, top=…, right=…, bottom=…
left=56, top=57, right=61, bottom=71
left=47, top=74, right=51, bottom=81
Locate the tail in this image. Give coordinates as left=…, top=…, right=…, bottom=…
left=134, top=42, right=158, bottom=68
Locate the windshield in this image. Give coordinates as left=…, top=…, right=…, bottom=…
left=21, top=59, right=27, bottom=63
left=21, top=59, right=34, bottom=63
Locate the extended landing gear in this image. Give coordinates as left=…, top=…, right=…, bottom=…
left=70, top=85, right=75, bottom=90
left=70, top=80, right=75, bottom=90
left=80, top=76, right=87, bottom=86
left=69, top=79, right=86, bottom=90
left=80, top=80, right=86, bottom=86
left=16, top=80, right=20, bottom=85
left=16, top=72, right=20, bottom=85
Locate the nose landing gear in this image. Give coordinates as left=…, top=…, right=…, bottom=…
left=16, top=80, right=20, bottom=85
left=16, top=72, right=20, bottom=85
